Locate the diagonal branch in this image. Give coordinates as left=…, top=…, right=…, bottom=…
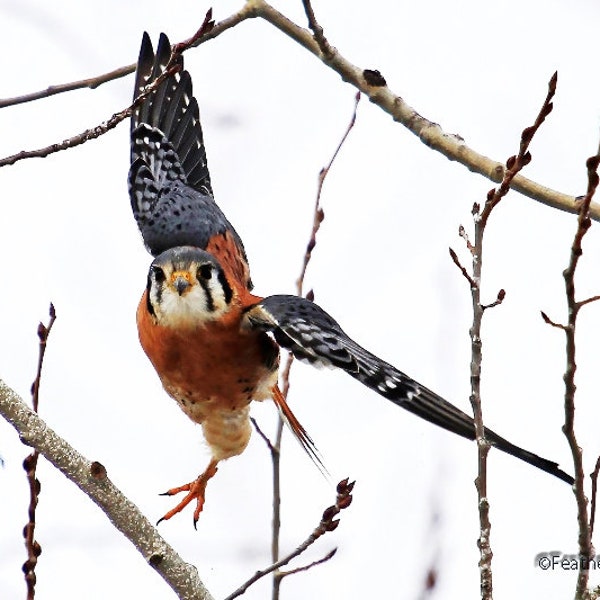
left=0, top=6, right=254, bottom=110
left=0, top=379, right=214, bottom=600
left=0, top=14, right=215, bottom=169
left=224, top=478, right=353, bottom=600
left=0, top=1, right=594, bottom=221
left=250, top=0, right=592, bottom=220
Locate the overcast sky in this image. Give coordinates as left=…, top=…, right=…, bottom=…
left=2, top=0, right=600, bottom=598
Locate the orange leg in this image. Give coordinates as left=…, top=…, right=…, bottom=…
left=157, top=457, right=219, bottom=528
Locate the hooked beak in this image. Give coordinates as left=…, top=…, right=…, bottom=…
left=171, top=272, right=191, bottom=296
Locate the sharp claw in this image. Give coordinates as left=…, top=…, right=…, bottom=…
left=156, top=458, right=219, bottom=527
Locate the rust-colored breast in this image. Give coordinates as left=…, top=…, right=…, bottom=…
left=136, top=291, right=278, bottom=421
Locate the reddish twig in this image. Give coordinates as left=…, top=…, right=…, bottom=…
left=250, top=417, right=277, bottom=455
left=277, top=548, right=337, bottom=578
left=482, top=289, right=506, bottom=311
left=577, top=294, right=600, bottom=310
left=268, top=92, right=360, bottom=600
left=479, top=72, right=557, bottom=228
left=171, top=10, right=215, bottom=54
left=296, top=91, right=361, bottom=291
left=451, top=72, right=557, bottom=600
left=0, top=65, right=135, bottom=110
left=559, top=153, right=600, bottom=598
left=224, top=479, right=353, bottom=600
left=590, top=456, right=600, bottom=540
left=22, top=303, right=56, bottom=599
left=301, top=0, right=333, bottom=58
left=458, top=224, right=475, bottom=255
left=448, top=247, right=477, bottom=289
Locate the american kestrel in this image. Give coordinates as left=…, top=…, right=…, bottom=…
left=128, top=32, right=573, bottom=526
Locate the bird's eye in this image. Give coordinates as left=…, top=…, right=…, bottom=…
left=198, top=264, right=212, bottom=280
left=151, top=265, right=166, bottom=283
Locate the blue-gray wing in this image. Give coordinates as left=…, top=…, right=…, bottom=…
left=129, top=32, right=247, bottom=261
left=245, top=295, right=573, bottom=484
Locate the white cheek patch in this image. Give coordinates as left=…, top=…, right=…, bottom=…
left=154, top=285, right=217, bottom=328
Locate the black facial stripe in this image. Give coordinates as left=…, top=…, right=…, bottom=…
left=198, top=264, right=212, bottom=280
left=151, top=265, right=166, bottom=284
left=198, top=278, right=215, bottom=311
left=218, top=270, right=233, bottom=304
left=146, top=273, right=156, bottom=316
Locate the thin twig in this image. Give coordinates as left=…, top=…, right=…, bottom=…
left=0, top=7, right=249, bottom=110
left=577, top=295, right=600, bottom=310
left=540, top=311, right=568, bottom=331
left=224, top=479, right=353, bottom=600
left=558, top=153, right=600, bottom=598
left=23, top=303, right=56, bottom=600
left=0, top=65, right=135, bottom=110
left=296, top=91, right=361, bottom=290
left=0, top=12, right=215, bottom=169
left=277, top=548, right=337, bottom=578
left=590, top=456, right=600, bottom=540
left=481, top=289, right=506, bottom=311
left=0, top=2, right=594, bottom=220
left=448, top=247, right=477, bottom=289
left=459, top=225, right=475, bottom=255
left=251, top=1, right=594, bottom=220
left=267, top=92, right=360, bottom=600
left=301, top=0, right=333, bottom=58
left=250, top=417, right=277, bottom=455
left=451, top=72, right=557, bottom=600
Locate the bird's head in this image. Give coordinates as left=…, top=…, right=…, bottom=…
left=145, top=246, right=233, bottom=328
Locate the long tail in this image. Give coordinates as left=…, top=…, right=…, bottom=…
left=272, top=385, right=329, bottom=478
left=387, top=382, right=574, bottom=484
left=247, top=295, right=574, bottom=485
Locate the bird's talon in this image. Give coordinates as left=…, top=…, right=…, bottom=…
left=157, top=458, right=219, bottom=526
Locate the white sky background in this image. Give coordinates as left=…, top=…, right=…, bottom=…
left=1, top=0, right=600, bottom=598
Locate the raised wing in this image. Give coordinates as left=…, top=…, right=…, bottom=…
left=129, top=32, right=248, bottom=265
left=245, top=294, right=574, bottom=485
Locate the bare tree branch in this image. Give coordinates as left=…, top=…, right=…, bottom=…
left=0, top=65, right=135, bottom=110
left=250, top=0, right=592, bottom=220
left=559, top=153, right=600, bottom=598
left=224, top=479, right=353, bottom=600
left=0, top=14, right=215, bottom=169
left=0, top=1, right=594, bottom=221
left=590, top=455, right=600, bottom=541
left=0, top=6, right=252, bottom=110
left=451, top=71, right=557, bottom=600
left=277, top=548, right=337, bottom=578
left=267, top=90, right=360, bottom=600
left=0, top=379, right=214, bottom=600
left=301, top=0, right=332, bottom=58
